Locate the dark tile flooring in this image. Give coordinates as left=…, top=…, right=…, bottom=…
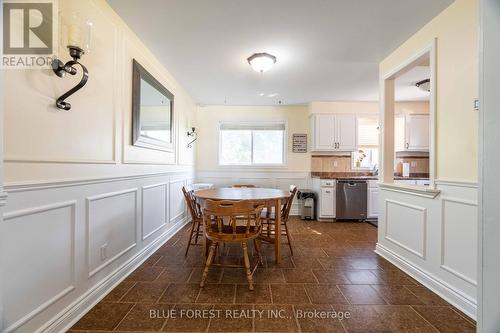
left=69, top=218, right=476, bottom=332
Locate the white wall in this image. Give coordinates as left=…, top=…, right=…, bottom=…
left=1, top=1, right=196, bottom=332
left=4, top=0, right=196, bottom=184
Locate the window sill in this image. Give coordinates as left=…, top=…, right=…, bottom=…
left=379, top=182, right=440, bottom=199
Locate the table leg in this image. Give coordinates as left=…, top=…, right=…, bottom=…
left=274, top=199, right=281, bottom=264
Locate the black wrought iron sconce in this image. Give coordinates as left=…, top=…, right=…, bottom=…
left=187, top=127, right=197, bottom=148
left=52, top=45, right=89, bottom=111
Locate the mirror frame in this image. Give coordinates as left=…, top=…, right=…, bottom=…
left=132, top=59, right=175, bottom=152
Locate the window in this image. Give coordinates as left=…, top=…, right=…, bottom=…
left=219, top=122, right=286, bottom=166
left=352, top=116, right=379, bottom=169
left=353, top=147, right=379, bottom=169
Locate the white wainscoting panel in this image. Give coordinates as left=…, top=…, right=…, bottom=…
left=385, top=199, right=427, bottom=259
left=441, top=196, right=478, bottom=286
left=2, top=201, right=76, bottom=333
left=376, top=180, right=478, bottom=319
left=169, top=179, right=186, bottom=224
left=1, top=171, right=193, bottom=333
left=87, top=189, right=138, bottom=277
left=142, top=183, right=168, bottom=241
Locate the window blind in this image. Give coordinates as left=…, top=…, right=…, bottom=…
left=357, top=117, right=379, bottom=147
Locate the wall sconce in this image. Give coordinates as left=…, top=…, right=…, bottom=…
left=187, top=127, right=197, bottom=148
left=52, top=15, right=92, bottom=110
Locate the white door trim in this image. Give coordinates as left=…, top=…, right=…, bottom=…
left=478, top=0, right=500, bottom=331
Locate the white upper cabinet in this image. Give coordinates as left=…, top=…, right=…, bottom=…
left=311, top=114, right=357, bottom=151
left=314, top=114, right=336, bottom=150
left=405, top=114, right=430, bottom=151
left=336, top=115, right=357, bottom=151
left=395, top=115, right=406, bottom=152
left=395, top=114, right=430, bottom=152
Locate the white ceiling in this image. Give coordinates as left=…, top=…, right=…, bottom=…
left=107, top=0, right=453, bottom=105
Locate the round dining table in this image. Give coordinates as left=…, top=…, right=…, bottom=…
left=193, top=187, right=290, bottom=264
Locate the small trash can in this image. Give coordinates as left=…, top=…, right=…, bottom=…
left=297, top=189, right=316, bottom=220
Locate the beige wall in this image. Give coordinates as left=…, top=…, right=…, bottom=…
left=379, top=0, right=479, bottom=182
left=196, top=105, right=311, bottom=172
left=309, top=101, right=429, bottom=115
left=3, top=0, right=196, bottom=184
left=197, top=102, right=428, bottom=173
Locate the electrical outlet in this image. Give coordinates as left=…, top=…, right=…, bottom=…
left=411, top=161, right=417, bottom=167
left=100, top=243, right=108, bottom=261
left=333, top=161, right=338, bottom=167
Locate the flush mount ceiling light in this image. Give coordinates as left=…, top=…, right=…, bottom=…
left=247, top=52, right=277, bottom=73
left=415, top=78, right=431, bottom=92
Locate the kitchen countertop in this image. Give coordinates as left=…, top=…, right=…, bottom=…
left=311, top=172, right=430, bottom=180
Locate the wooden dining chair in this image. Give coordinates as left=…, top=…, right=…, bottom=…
left=232, top=184, right=257, bottom=188
left=182, top=186, right=204, bottom=257
left=200, top=200, right=264, bottom=290
left=260, top=185, right=298, bottom=255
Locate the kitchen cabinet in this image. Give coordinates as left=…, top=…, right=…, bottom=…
left=406, top=114, right=430, bottom=151
left=367, top=187, right=379, bottom=218
left=313, top=114, right=336, bottom=150
left=319, top=187, right=335, bottom=218
left=312, top=178, right=336, bottom=219
left=395, top=114, right=430, bottom=152
left=367, top=180, right=379, bottom=219
left=311, top=114, right=357, bottom=151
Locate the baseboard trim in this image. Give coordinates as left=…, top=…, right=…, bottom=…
left=375, top=243, right=477, bottom=320
left=39, top=217, right=189, bottom=333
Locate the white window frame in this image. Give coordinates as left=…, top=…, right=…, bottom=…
left=217, top=121, right=288, bottom=168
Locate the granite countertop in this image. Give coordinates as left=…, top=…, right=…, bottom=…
left=311, top=172, right=430, bottom=181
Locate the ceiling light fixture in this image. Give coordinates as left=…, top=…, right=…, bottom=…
left=247, top=52, right=277, bottom=73
left=415, top=79, right=430, bottom=92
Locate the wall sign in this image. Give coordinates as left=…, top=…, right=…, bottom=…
left=292, top=134, right=307, bottom=153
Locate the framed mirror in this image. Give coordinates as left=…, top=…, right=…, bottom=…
left=132, top=59, right=174, bottom=152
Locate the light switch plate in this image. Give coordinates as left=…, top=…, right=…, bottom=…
left=474, top=99, right=479, bottom=111
left=100, top=243, right=108, bottom=261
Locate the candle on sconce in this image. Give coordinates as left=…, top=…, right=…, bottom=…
left=67, top=22, right=82, bottom=48
left=64, top=13, right=93, bottom=54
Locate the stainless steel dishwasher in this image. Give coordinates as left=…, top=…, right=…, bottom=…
left=336, top=180, right=367, bottom=220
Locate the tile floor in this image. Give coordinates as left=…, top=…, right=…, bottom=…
left=69, top=218, right=476, bottom=332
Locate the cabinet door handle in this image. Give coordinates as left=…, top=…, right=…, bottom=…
left=406, top=142, right=409, bottom=149
left=325, top=190, right=331, bottom=193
